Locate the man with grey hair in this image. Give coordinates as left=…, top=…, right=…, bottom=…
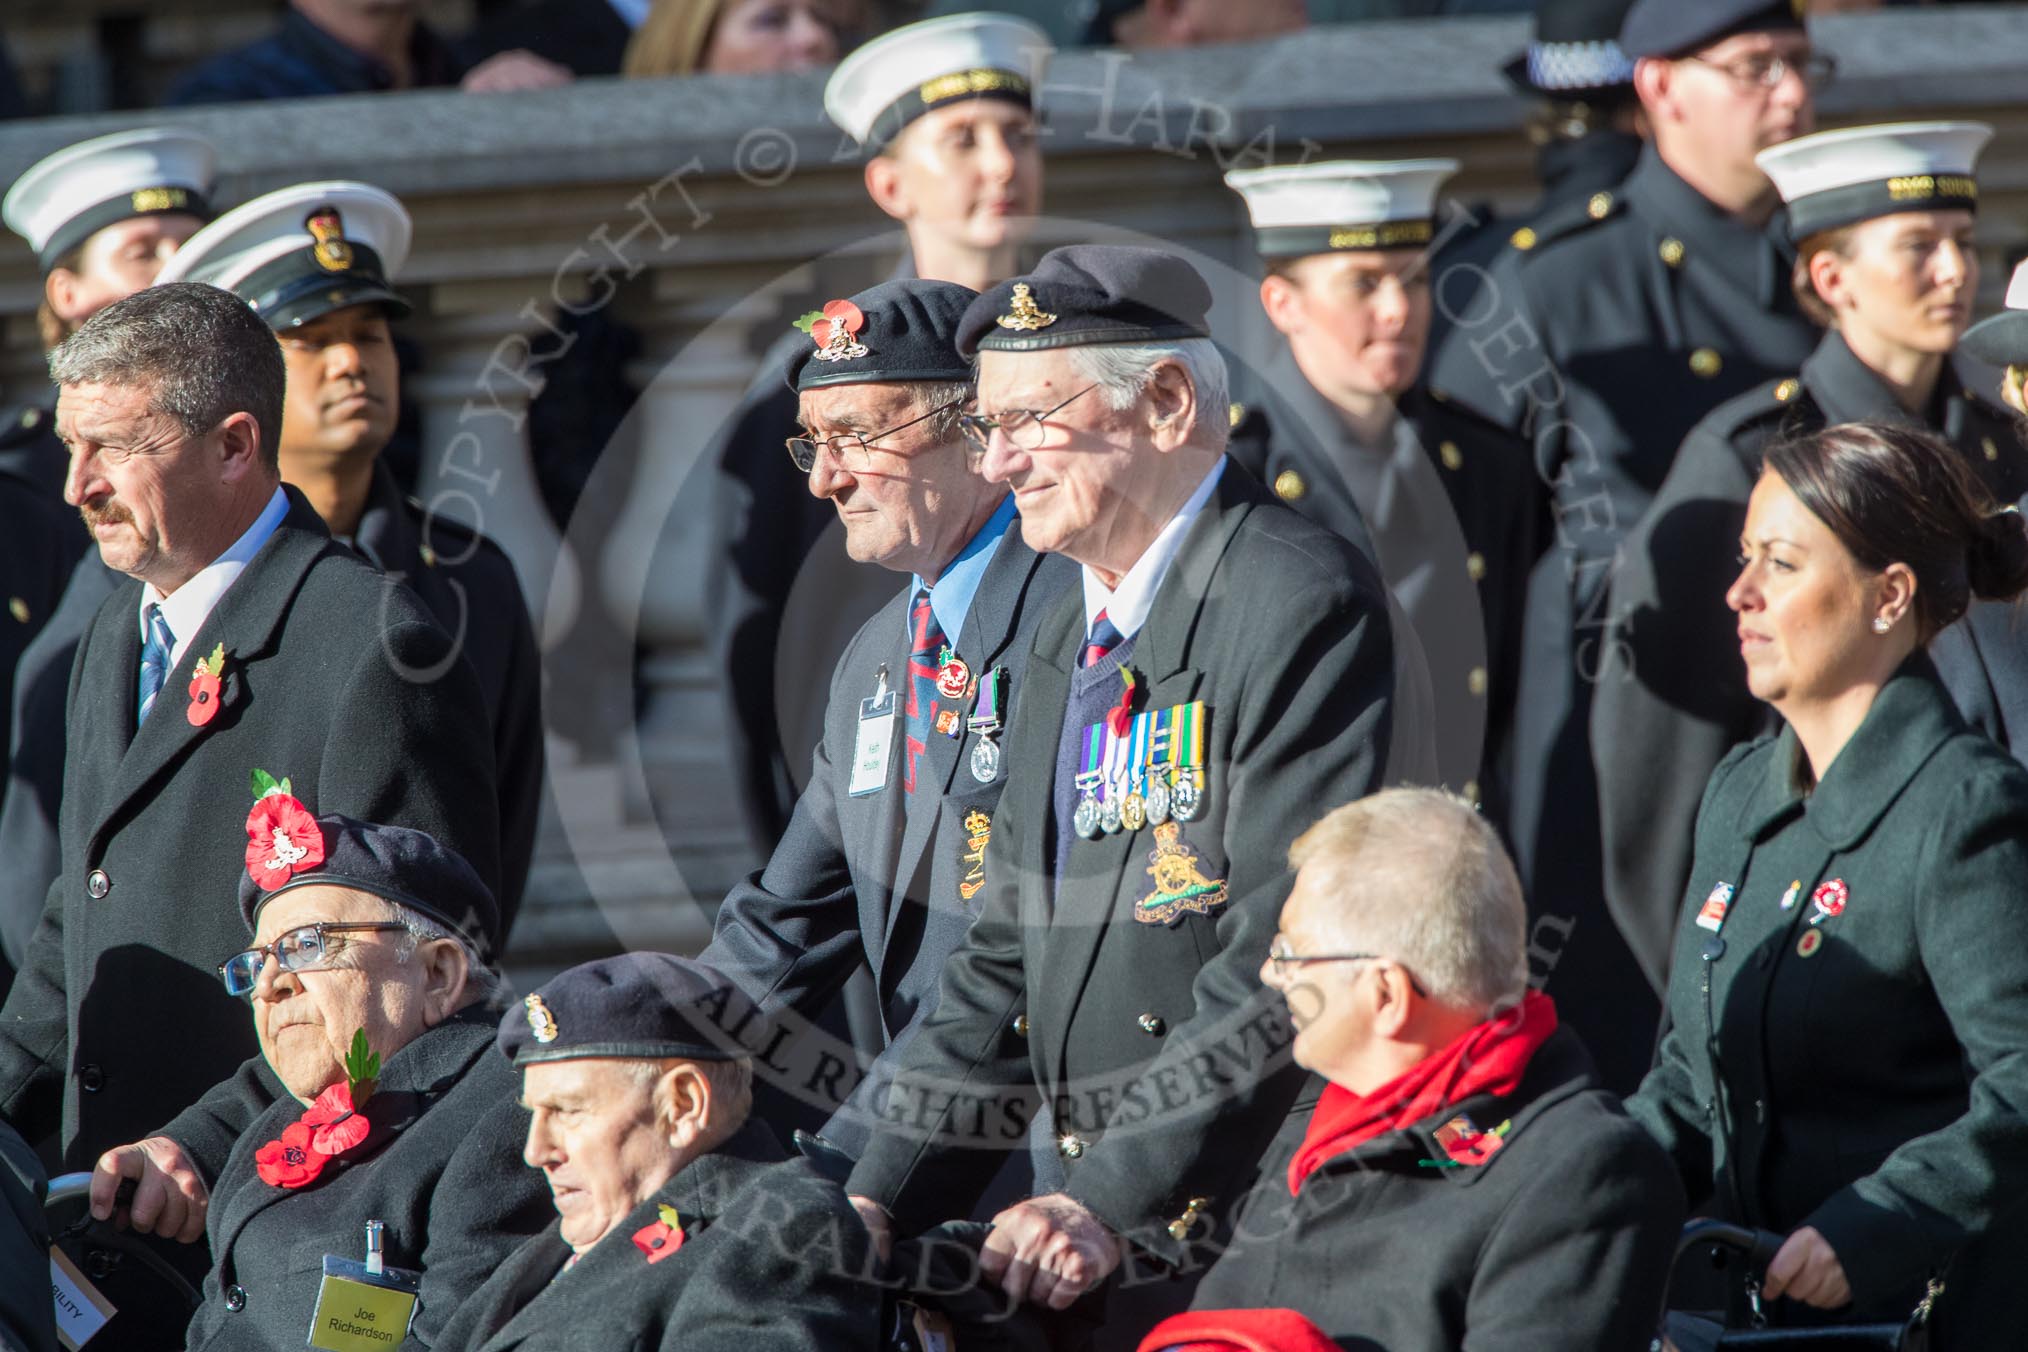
left=846, top=245, right=1418, bottom=1339
left=1150, top=788, right=1682, bottom=1351
left=0, top=282, right=501, bottom=1342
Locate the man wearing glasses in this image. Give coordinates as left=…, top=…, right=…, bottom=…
left=1146, top=789, right=1681, bottom=1351
left=1421, top=0, right=1826, bottom=1097
left=845, top=245, right=1408, bottom=1341
left=700, top=278, right=1074, bottom=1201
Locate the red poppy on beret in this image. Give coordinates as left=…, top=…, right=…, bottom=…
left=245, top=793, right=326, bottom=891
left=811, top=298, right=865, bottom=351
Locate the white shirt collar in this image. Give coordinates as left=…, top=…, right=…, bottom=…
left=139, top=486, right=290, bottom=667
left=1081, top=457, right=1226, bottom=641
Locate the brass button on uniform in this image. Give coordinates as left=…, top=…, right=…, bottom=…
left=1058, top=1133, right=1086, bottom=1160
left=419, top=543, right=438, bottom=567
left=1467, top=667, right=1488, bottom=698
left=1439, top=440, right=1462, bottom=472
left=1137, top=1013, right=1165, bottom=1036
left=1466, top=552, right=1486, bottom=581
left=1984, top=437, right=1999, bottom=462
left=1587, top=191, right=1612, bottom=219
left=1509, top=227, right=1537, bottom=252
left=86, top=869, right=110, bottom=899
left=1463, top=779, right=1481, bottom=803
left=1659, top=237, right=1685, bottom=267
left=1010, top=1014, right=1029, bottom=1038
left=1773, top=379, right=1799, bottom=403
left=1273, top=470, right=1306, bottom=502
left=7, top=597, right=27, bottom=624
left=1227, top=402, right=1246, bottom=429
left=17, top=408, right=39, bottom=430
left=1689, top=348, right=1722, bottom=379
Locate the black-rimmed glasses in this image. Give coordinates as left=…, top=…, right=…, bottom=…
left=958, top=383, right=1099, bottom=458
left=1683, top=50, right=1836, bottom=92
left=1266, top=939, right=1426, bottom=994
left=218, top=922, right=409, bottom=998
left=786, top=396, right=968, bottom=473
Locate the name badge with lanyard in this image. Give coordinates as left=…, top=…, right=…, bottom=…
left=308, top=1221, right=421, bottom=1351
left=849, top=664, right=899, bottom=798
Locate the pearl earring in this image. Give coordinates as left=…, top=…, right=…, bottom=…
left=1873, top=616, right=1892, bottom=634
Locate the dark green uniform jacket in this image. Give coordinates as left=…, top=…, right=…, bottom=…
left=1594, top=331, right=2028, bottom=987
left=433, top=1119, right=883, bottom=1352
left=1192, top=1027, right=1682, bottom=1352
left=1628, top=657, right=2028, bottom=1344
left=184, top=1010, right=550, bottom=1351
left=1424, top=144, right=1822, bottom=1091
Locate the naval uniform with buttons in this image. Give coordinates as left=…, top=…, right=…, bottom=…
left=1595, top=330, right=2028, bottom=986
left=848, top=464, right=1399, bottom=1288
left=183, top=1011, right=550, bottom=1351
left=1628, top=655, right=2028, bottom=1344
left=1423, top=147, right=1820, bottom=1090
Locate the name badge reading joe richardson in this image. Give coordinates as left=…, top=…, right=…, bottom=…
left=308, top=1223, right=421, bottom=1352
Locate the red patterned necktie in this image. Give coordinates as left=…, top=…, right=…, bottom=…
left=1081, top=610, right=1124, bottom=669
left=903, top=586, right=949, bottom=793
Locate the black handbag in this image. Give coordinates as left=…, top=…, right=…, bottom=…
left=1662, top=1221, right=1939, bottom=1352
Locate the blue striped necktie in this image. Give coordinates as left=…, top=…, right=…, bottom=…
left=137, top=606, right=176, bottom=727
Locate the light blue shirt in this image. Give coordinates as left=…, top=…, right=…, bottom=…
left=910, top=493, right=1017, bottom=647
left=138, top=486, right=290, bottom=666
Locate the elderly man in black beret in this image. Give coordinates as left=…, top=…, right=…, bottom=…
left=433, top=955, right=884, bottom=1352
left=88, top=804, right=549, bottom=1351
left=701, top=276, right=1073, bottom=1184
left=845, top=244, right=1415, bottom=1337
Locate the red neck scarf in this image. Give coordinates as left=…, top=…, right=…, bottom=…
left=1287, top=990, right=1558, bottom=1194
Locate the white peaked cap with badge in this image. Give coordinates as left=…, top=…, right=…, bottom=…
left=1224, top=160, right=1460, bottom=259
left=2, top=128, right=217, bottom=268
left=825, top=11, right=1054, bottom=149
left=1960, top=257, right=2028, bottom=368
left=1756, top=121, right=1992, bottom=239
left=154, top=181, right=412, bottom=328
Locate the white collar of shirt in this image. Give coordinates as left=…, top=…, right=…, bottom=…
left=607, top=0, right=653, bottom=28
left=139, top=486, right=290, bottom=667
left=1081, top=457, right=1226, bottom=641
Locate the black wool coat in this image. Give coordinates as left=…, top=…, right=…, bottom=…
left=848, top=464, right=1398, bottom=1272
left=0, top=487, right=502, bottom=1173
left=432, top=1118, right=884, bottom=1352
left=1191, top=1027, right=1683, bottom=1352
left=184, top=1010, right=550, bottom=1351
left=1628, top=658, right=2028, bottom=1346
left=1, top=1119, right=55, bottom=1352
left=701, top=519, right=1077, bottom=1159
left=1594, top=331, right=2028, bottom=987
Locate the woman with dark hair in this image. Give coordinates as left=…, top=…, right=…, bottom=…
left=1630, top=419, right=2028, bottom=1346
left=1592, top=121, right=2028, bottom=985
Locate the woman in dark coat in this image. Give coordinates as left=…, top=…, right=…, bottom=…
left=1593, top=120, right=2027, bottom=988
left=1627, top=420, right=2028, bottom=1346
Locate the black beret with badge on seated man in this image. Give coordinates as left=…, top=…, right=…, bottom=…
left=153, top=179, right=544, bottom=931
left=843, top=245, right=1418, bottom=1341
left=432, top=954, right=884, bottom=1352
left=698, top=277, right=1076, bottom=1190
left=94, top=803, right=550, bottom=1352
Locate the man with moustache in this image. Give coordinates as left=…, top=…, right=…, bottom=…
left=700, top=278, right=1076, bottom=1185
left=0, top=283, right=500, bottom=1345
left=1422, top=0, right=1825, bottom=1092
left=845, top=246, right=1406, bottom=1339
left=155, top=180, right=543, bottom=930
left=0, top=130, right=217, bottom=977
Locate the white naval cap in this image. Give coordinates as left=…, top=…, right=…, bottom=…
left=1960, top=258, right=2028, bottom=369
left=825, top=12, right=1053, bottom=150
left=1756, top=121, right=1992, bottom=241
left=1224, top=159, right=1460, bottom=260
left=154, top=180, right=411, bottom=330
left=3, top=128, right=217, bottom=272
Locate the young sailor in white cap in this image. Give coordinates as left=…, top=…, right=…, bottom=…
left=707, top=11, right=1055, bottom=863
left=1962, top=258, right=2028, bottom=417
left=1225, top=158, right=1538, bottom=809
left=1601, top=120, right=2028, bottom=992
left=153, top=181, right=543, bottom=929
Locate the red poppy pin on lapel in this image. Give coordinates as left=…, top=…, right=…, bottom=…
left=244, top=769, right=326, bottom=891
left=187, top=642, right=226, bottom=726
left=256, top=1030, right=379, bottom=1189
left=633, top=1204, right=685, bottom=1263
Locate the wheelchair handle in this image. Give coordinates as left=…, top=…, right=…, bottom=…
left=1675, top=1218, right=1786, bottom=1273
left=46, top=1172, right=94, bottom=1208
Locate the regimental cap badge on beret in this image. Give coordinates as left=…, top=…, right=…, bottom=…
left=305, top=208, right=353, bottom=272
left=794, top=299, right=871, bottom=362
left=997, top=283, right=1057, bottom=332
left=524, top=993, right=559, bottom=1043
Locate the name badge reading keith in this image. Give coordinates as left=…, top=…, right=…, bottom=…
left=849, top=665, right=898, bottom=798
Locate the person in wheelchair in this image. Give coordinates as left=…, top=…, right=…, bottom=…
left=432, top=953, right=886, bottom=1352
left=1628, top=421, right=2028, bottom=1347
left=90, top=804, right=550, bottom=1351
left=2, top=1119, right=55, bottom=1352
left=1172, top=788, right=1683, bottom=1352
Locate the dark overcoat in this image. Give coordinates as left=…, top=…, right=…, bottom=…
left=1627, top=657, right=2028, bottom=1345
left=1, top=1119, right=54, bottom=1352
left=1190, top=1027, right=1682, bottom=1352
left=0, top=487, right=502, bottom=1173
left=1594, top=331, right=2028, bottom=985
left=183, top=1010, right=550, bottom=1351
left=848, top=464, right=1397, bottom=1273
left=702, top=519, right=1076, bottom=1156
left=432, top=1119, right=883, bottom=1352
left=1422, top=145, right=1822, bottom=1091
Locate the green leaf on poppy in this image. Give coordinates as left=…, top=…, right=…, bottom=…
left=658, top=1204, right=681, bottom=1230
left=344, top=1028, right=381, bottom=1086
left=202, top=642, right=225, bottom=677
left=279, top=777, right=292, bottom=798
left=791, top=310, right=825, bottom=334
left=251, top=768, right=280, bottom=800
